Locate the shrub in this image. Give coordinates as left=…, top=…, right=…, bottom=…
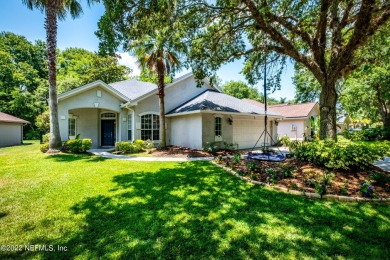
left=115, top=142, right=132, bottom=153
left=203, top=142, right=219, bottom=152
left=232, top=153, right=241, bottom=164
left=82, top=139, right=92, bottom=151
left=115, top=141, right=144, bottom=154
left=279, top=136, right=291, bottom=146
left=134, top=139, right=145, bottom=149
left=40, top=143, right=49, bottom=153
left=360, top=181, right=375, bottom=198
left=65, top=139, right=92, bottom=153
left=246, top=160, right=258, bottom=172
left=65, top=139, right=83, bottom=153
left=25, top=129, right=40, bottom=140
left=289, top=139, right=390, bottom=170
left=42, top=133, right=50, bottom=143
left=144, top=139, right=154, bottom=149
left=370, top=172, right=390, bottom=187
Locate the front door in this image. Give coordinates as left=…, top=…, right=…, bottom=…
left=101, top=120, right=115, bottom=146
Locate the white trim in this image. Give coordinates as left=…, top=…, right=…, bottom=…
left=165, top=110, right=284, bottom=120
left=58, top=80, right=129, bottom=102
left=138, top=111, right=159, bottom=117
left=118, top=113, right=121, bottom=142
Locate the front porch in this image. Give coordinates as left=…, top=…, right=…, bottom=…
left=59, top=108, right=128, bottom=148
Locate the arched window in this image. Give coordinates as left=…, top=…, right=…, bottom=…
left=141, top=114, right=159, bottom=140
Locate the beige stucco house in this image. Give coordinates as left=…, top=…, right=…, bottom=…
left=58, top=73, right=283, bottom=149
left=243, top=100, right=319, bottom=141
left=0, top=112, right=30, bottom=147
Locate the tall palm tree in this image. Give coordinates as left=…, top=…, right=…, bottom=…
left=22, top=0, right=96, bottom=151
left=130, top=35, right=181, bottom=148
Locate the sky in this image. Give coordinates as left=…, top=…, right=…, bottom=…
left=0, top=1, right=297, bottom=100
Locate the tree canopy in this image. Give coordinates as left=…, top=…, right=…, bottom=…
left=177, top=0, right=389, bottom=140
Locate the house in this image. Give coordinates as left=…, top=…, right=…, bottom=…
left=337, top=114, right=352, bottom=133
left=0, top=112, right=30, bottom=147
left=243, top=99, right=319, bottom=140
left=58, top=73, right=283, bottom=150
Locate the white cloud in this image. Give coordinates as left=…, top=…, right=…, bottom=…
left=116, top=52, right=141, bottom=77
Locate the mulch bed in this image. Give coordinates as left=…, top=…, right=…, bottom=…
left=217, top=157, right=390, bottom=199
left=129, top=145, right=389, bottom=199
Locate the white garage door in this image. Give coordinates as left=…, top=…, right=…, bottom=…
left=233, top=118, right=272, bottom=149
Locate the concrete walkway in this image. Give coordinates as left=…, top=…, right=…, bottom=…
left=374, top=157, right=390, bottom=172
left=88, top=149, right=214, bottom=162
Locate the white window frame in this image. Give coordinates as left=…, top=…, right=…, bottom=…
left=68, top=116, right=77, bottom=139
left=140, top=113, right=160, bottom=141
left=128, top=112, right=133, bottom=141
left=215, top=117, right=222, bottom=137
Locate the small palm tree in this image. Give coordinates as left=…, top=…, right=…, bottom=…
left=129, top=35, right=181, bottom=148
left=22, top=0, right=97, bottom=151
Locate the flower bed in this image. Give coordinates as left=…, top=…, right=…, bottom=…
left=214, top=155, right=390, bottom=200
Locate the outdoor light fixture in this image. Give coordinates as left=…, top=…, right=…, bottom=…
left=275, top=121, right=279, bottom=126
left=228, top=118, right=233, bottom=125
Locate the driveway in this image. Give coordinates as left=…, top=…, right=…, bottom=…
left=374, top=157, right=390, bottom=172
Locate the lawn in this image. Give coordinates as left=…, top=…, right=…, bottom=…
left=0, top=142, right=389, bottom=259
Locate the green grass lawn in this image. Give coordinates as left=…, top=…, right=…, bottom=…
left=0, top=141, right=389, bottom=259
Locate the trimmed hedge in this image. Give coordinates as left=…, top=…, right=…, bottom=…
left=64, top=139, right=92, bottom=153
left=115, top=139, right=154, bottom=154
left=289, top=139, right=390, bottom=170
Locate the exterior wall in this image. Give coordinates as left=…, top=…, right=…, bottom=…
left=170, top=114, right=202, bottom=149
left=202, top=113, right=233, bottom=148
left=129, top=75, right=212, bottom=144
left=0, top=123, right=23, bottom=147
left=277, top=119, right=305, bottom=140
left=232, top=116, right=275, bottom=149
left=58, top=85, right=126, bottom=147
left=67, top=108, right=99, bottom=147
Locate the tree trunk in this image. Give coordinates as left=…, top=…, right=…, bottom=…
left=319, top=81, right=338, bottom=140
left=157, top=61, right=166, bottom=148
left=46, top=1, right=62, bottom=151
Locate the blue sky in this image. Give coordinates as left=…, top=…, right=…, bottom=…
left=0, top=1, right=296, bottom=100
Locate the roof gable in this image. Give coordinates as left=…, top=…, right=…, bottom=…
left=58, top=80, right=130, bottom=101
left=0, top=112, right=30, bottom=124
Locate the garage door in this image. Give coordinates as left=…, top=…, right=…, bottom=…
left=233, top=117, right=271, bottom=149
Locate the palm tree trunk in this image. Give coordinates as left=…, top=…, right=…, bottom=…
left=46, top=0, right=62, bottom=151
left=157, top=61, right=167, bottom=148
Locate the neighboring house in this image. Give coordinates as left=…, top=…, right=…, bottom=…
left=243, top=99, right=319, bottom=140
left=58, top=73, right=283, bottom=149
left=336, top=114, right=352, bottom=133
left=0, top=112, right=30, bottom=147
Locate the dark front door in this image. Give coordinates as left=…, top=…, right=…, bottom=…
left=101, top=120, right=115, bottom=146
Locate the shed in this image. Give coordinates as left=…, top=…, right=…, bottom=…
left=0, top=112, right=30, bottom=147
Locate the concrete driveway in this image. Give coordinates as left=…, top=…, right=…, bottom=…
left=374, top=157, right=390, bottom=172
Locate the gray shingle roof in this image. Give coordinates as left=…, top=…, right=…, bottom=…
left=167, top=90, right=283, bottom=116
left=109, top=79, right=157, bottom=100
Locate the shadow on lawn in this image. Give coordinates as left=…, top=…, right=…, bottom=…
left=44, top=153, right=110, bottom=163
left=11, top=162, right=390, bottom=259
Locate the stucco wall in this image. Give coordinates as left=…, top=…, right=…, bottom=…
left=0, top=122, right=23, bottom=147
left=58, top=86, right=126, bottom=146
left=202, top=113, right=233, bottom=148
left=170, top=113, right=202, bottom=149
left=277, top=119, right=305, bottom=140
